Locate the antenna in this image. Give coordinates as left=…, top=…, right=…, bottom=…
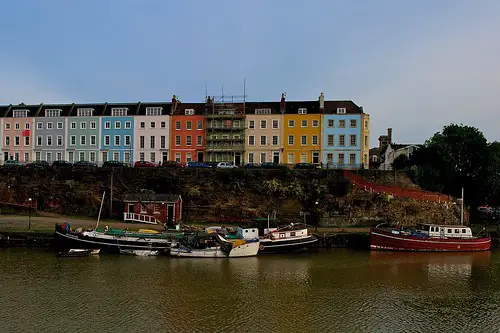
left=243, top=78, right=246, bottom=103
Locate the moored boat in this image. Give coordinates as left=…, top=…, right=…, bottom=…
left=56, top=248, right=100, bottom=257
left=370, top=223, right=491, bottom=252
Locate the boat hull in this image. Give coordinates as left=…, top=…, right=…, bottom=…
left=258, top=235, right=318, bottom=254
left=170, top=246, right=227, bottom=258
left=370, top=228, right=491, bottom=252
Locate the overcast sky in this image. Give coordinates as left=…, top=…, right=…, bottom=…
left=1, top=0, right=499, bottom=145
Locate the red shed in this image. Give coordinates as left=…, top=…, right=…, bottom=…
left=123, top=193, right=182, bottom=226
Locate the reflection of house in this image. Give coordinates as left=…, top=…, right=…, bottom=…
left=369, top=128, right=392, bottom=169
left=123, top=193, right=182, bottom=226
left=380, top=143, right=421, bottom=170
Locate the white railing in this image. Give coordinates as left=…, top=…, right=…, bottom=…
left=123, top=213, right=158, bottom=224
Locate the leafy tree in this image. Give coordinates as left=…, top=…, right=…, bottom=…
left=392, top=154, right=408, bottom=170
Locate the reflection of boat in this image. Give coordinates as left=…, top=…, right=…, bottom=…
left=370, top=223, right=491, bottom=252
left=56, top=249, right=100, bottom=257
left=119, top=249, right=160, bottom=256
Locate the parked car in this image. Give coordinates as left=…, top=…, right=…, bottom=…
left=160, top=161, right=185, bottom=168
left=103, top=160, right=128, bottom=168
left=216, top=162, right=236, bottom=169
left=3, top=160, right=23, bottom=168
left=186, top=161, right=211, bottom=168
left=204, top=162, right=219, bottom=168
left=134, top=161, right=157, bottom=168
left=294, top=163, right=320, bottom=170
left=27, top=161, right=51, bottom=169
left=52, top=160, right=73, bottom=167
left=260, top=162, right=288, bottom=169
left=243, top=163, right=260, bottom=169
left=73, top=161, right=97, bottom=167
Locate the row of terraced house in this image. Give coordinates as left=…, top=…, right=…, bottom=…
left=0, top=93, right=370, bottom=168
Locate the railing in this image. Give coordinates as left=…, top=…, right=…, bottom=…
left=123, top=213, right=158, bottom=224
left=206, top=124, right=245, bottom=130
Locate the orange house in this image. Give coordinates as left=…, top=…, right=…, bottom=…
left=170, top=103, right=206, bottom=163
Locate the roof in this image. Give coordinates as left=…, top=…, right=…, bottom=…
left=390, top=143, right=422, bottom=151
left=245, top=101, right=282, bottom=115
left=135, top=102, right=172, bottom=116
left=323, top=100, right=364, bottom=115
left=171, top=102, right=205, bottom=116
left=284, top=101, right=320, bottom=114
left=123, top=193, right=181, bottom=203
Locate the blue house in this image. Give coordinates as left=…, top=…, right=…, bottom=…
left=100, top=104, right=135, bottom=164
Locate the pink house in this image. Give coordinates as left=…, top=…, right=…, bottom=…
left=1, top=105, right=36, bottom=163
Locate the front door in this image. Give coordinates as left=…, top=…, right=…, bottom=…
left=197, top=151, right=204, bottom=162
left=162, top=152, right=168, bottom=163
left=167, top=205, right=174, bottom=226
left=3, top=152, right=8, bottom=163
left=234, top=152, right=241, bottom=166
left=273, top=151, right=280, bottom=163
left=312, top=152, right=320, bottom=164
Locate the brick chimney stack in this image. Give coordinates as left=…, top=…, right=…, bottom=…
left=388, top=128, right=393, bottom=144
left=319, top=92, right=325, bottom=110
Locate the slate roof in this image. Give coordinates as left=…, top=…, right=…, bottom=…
left=170, top=102, right=205, bottom=116
left=323, top=100, right=364, bottom=115
left=123, top=193, right=181, bottom=203
left=245, top=101, right=282, bottom=115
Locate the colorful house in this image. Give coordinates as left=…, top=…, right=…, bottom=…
left=245, top=101, right=284, bottom=164
left=100, top=104, right=134, bottom=164
left=283, top=100, right=322, bottom=164
left=0, top=104, right=36, bottom=163
left=361, top=113, right=370, bottom=167
left=66, top=104, right=102, bottom=163
left=33, top=104, right=69, bottom=163
left=123, top=193, right=182, bottom=226
left=170, top=102, right=205, bottom=163
left=321, top=100, right=366, bottom=169
left=133, top=102, right=170, bottom=164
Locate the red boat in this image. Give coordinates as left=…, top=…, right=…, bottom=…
left=370, top=223, right=491, bottom=252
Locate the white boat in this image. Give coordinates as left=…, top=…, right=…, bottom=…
left=169, top=244, right=227, bottom=258
left=119, top=249, right=160, bottom=256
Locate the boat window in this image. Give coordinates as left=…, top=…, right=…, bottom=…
left=447, top=229, right=452, bottom=233
left=252, top=229, right=255, bottom=232
left=462, top=229, right=467, bottom=233
left=455, top=229, right=459, bottom=233
left=279, top=233, right=285, bottom=239
left=290, top=232, right=296, bottom=237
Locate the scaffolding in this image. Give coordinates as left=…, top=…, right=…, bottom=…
left=205, top=94, right=247, bottom=165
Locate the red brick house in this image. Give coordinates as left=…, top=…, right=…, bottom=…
left=123, top=193, right=182, bottom=226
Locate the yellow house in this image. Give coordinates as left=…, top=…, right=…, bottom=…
left=283, top=101, right=322, bottom=164
left=361, top=113, right=370, bottom=168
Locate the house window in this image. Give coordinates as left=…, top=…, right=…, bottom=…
left=24, top=136, right=30, bottom=146
left=80, top=122, right=86, bottom=130
left=15, top=137, right=21, bottom=146
left=90, top=152, right=96, bottom=162
left=5, top=137, right=10, bottom=146
left=287, top=153, right=295, bottom=164
left=298, top=108, right=307, bottom=114
left=233, top=120, right=240, bottom=128
left=24, top=152, right=29, bottom=162
left=125, top=135, right=130, bottom=146
left=260, top=136, right=267, bottom=145
left=161, top=136, right=166, bottom=149
left=80, top=136, right=86, bottom=146
left=312, top=135, right=318, bottom=145
left=349, top=153, right=356, bottom=165
left=327, top=135, right=334, bottom=146
left=300, top=153, right=307, bottom=163
left=151, top=136, right=155, bottom=149
left=104, top=122, right=111, bottom=129
left=5, top=123, right=10, bottom=130
left=196, top=136, right=202, bottom=146
left=327, top=119, right=334, bottom=127
left=339, top=120, right=345, bottom=128
left=288, top=120, right=294, bottom=127
left=71, top=122, right=76, bottom=129
left=45, top=109, right=61, bottom=117
left=101, top=152, right=107, bottom=162
left=125, top=121, right=131, bottom=129
left=139, top=136, right=145, bottom=149
left=37, top=123, right=42, bottom=130
left=161, top=121, right=166, bottom=129
left=46, top=152, right=53, bottom=162
left=114, top=136, right=120, bottom=146
left=77, top=108, right=93, bottom=117
left=70, top=135, right=76, bottom=145
left=35, top=152, right=41, bottom=161
left=140, top=122, right=145, bottom=129
left=184, top=108, right=195, bottom=115
left=139, top=152, right=145, bottom=161
left=90, top=135, right=96, bottom=146
left=248, top=136, right=255, bottom=146
left=272, top=136, right=278, bottom=146
left=146, top=107, right=162, bottom=116
left=123, top=152, right=129, bottom=164
left=249, top=120, right=255, bottom=129
left=104, top=135, right=110, bottom=146
left=36, top=136, right=42, bottom=146
left=350, top=119, right=357, bottom=128
left=175, top=152, right=181, bottom=162
left=365, top=120, right=368, bottom=129
left=196, top=120, right=203, bottom=130
left=327, top=153, right=333, bottom=164
left=312, top=120, right=319, bottom=127
left=111, top=108, right=128, bottom=116
left=248, top=152, right=254, bottom=163
left=47, top=136, right=52, bottom=146
left=186, top=153, right=192, bottom=162
left=15, top=123, right=20, bottom=130
left=150, top=152, right=156, bottom=162
left=301, top=135, right=307, bottom=146
left=175, top=121, right=181, bottom=130
left=337, top=108, right=346, bottom=114
left=25, top=123, right=30, bottom=130
left=338, top=153, right=345, bottom=164
left=350, top=134, right=357, bottom=146
left=272, top=120, right=279, bottom=129
left=79, top=152, right=85, bottom=161
left=57, top=135, right=63, bottom=146
left=57, top=122, right=63, bottom=129
left=175, top=136, right=181, bottom=146
left=288, top=135, right=294, bottom=145
left=301, top=120, right=307, bottom=127
left=255, top=108, right=271, bottom=115
left=260, top=153, right=266, bottom=163
left=339, top=135, right=345, bottom=147
left=113, top=152, right=119, bottom=161
left=13, top=109, right=29, bottom=118
left=186, top=121, right=192, bottom=130
left=260, top=120, right=267, bottom=129
left=114, top=121, right=121, bottom=129
left=186, top=136, right=192, bottom=146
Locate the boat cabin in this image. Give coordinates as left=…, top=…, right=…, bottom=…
left=123, top=193, right=182, bottom=226
left=416, top=224, right=473, bottom=239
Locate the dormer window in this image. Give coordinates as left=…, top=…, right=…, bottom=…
left=298, top=108, right=307, bottom=114
left=77, top=108, right=94, bottom=117
left=45, top=109, right=61, bottom=117
left=146, top=107, right=162, bottom=116
left=111, top=108, right=128, bottom=116
left=255, top=108, right=271, bottom=115
left=12, top=109, right=29, bottom=118
left=337, top=108, right=346, bottom=114
left=184, top=109, right=195, bottom=116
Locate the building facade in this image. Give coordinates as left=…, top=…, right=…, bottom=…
left=34, top=105, right=68, bottom=163
left=1, top=105, right=36, bottom=163
left=67, top=104, right=102, bottom=163
left=133, top=103, right=170, bottom=164
left=245, top=101, right=284, bottom=164
left=283, top=101, right=322, bottom=164
left=100, top=104, right=134, bottom=164
left=170, top=103, right=205, bottom=163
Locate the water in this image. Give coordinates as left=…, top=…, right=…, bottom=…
left=1, top=249, right=500, bottom=333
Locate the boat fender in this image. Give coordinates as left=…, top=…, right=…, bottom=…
left=259, top=245, right=265, bottom=251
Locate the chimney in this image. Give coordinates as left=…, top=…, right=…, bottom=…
left=319, top=92, right=325, bottom=110
left=387, top=128, right=393, bottom=144
left=280, top=93, right=286, bottom=114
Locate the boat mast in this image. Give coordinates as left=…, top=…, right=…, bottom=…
left=460, top=187, right=464, bottom=225
left=95, top=191, right=106, bottom=231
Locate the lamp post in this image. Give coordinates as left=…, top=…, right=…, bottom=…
left=28, top=198, right=32, bottom=230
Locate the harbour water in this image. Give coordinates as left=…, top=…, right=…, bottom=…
left=1, top=249, right=500, bottom=333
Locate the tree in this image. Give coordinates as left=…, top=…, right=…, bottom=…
left=392, top=154, right=408, bottom=170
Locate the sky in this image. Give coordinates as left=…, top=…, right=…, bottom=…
left=0, top=0, right=499, bottom=145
